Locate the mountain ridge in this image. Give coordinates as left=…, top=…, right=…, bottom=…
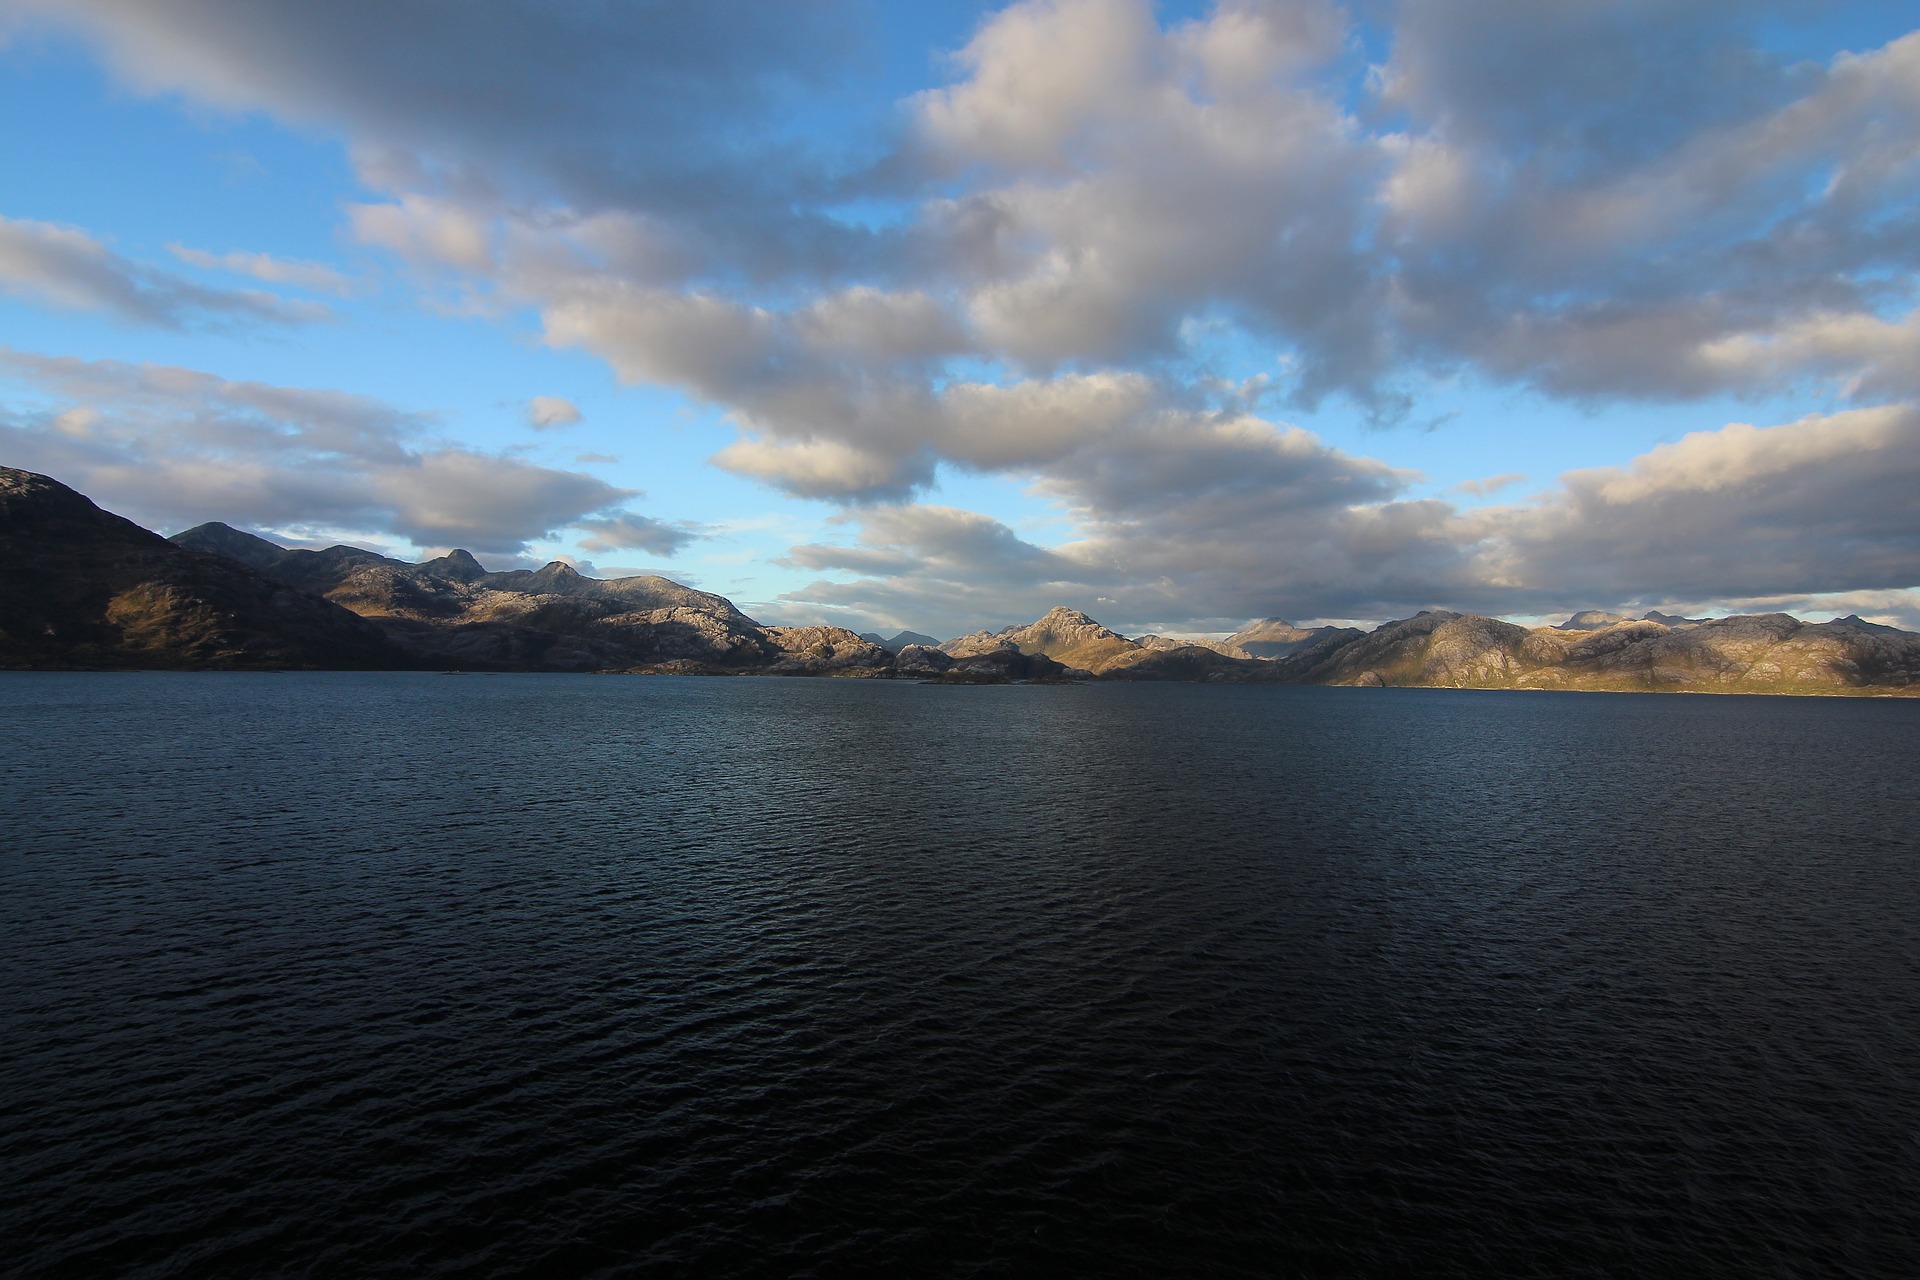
left=7, top=468, right=1917, bottom=692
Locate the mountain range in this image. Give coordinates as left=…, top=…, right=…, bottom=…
left=4, top=466, right=1917, bottom=694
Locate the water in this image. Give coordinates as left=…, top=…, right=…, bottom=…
left=3, top=673, right=1918, bottom=1278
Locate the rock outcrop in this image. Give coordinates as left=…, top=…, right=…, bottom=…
left=0, top=468, right=411, bottom=670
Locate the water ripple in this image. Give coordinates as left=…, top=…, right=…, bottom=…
left=3, top=674, right=1919, bottom=1276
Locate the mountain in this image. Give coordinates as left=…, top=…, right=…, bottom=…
left=1270, top=610, right=1920, bottom=694
left=171, top=520, right=779, bottom=672
left=0, top=468, right=410, bottom=670
left=944, top=606, right=1274, bottom=680
left=1134, top=634, right=1253, bottom=659
left=858, top=629, right=943, bottom=653
left=1555, top=610, right=1632, bottom=631
left=1224, top=617, right=1353, bottom=658
left=12, top=470, right=1918, bottom=692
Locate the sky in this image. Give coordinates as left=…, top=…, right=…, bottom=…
left=2, top=0, right=1918, bottom=638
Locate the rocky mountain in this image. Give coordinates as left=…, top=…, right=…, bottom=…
left=171, top=520, right=783, bottom=672
left=943, top=606, right=1273, bottom=680
left=0, top=468, right=411, bottom=670
left=1271, top=610, right=1920, bottom=694
left=10, top=469, right=1917, bottom=692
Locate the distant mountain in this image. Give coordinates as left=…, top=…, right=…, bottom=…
left=945, top=606, right=1271, bottom=680
left=1555, top=610, right=1632, bottom=631
left=1269, top=610, right=1920, bottom=694
left=858, top=629, right=943, bottom=653
left=1640, top=610, right=1707, bottom=628
left=1134, top=634, right=1253, bottom=659
left=0, top=468, right=410, bottom=670
left=11, top=469, right=1918, bottom=692
left=1224, top=617, right=1353, bottom=658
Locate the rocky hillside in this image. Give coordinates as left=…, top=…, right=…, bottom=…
left=0, top=468, right=410, bottom=670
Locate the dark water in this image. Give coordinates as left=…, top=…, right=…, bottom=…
left=3, top=674, right=1919, bottom=1278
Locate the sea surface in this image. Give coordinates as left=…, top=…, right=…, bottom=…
left=3, top=673, right=1919, bottom=1278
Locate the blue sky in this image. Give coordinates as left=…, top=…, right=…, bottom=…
left=3, top=0, right=1918, bottom=636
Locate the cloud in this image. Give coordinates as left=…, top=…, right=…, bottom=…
left=11, top=0, right=1920, bottom=629
left=573, top=512, right=697, bottom=556
left=1472, top=404, right=1920, bottom=603
left=1455, top=472, right=1526, bottom=497
left=0, top=347, right=667, bottom=555
left=913, top=0, right=1385, bottom=397
left=777, top=405, right=1920, bottom=635
left=0, top=214, right=329, bottom=326
left=527, top=395, right=582, bottom=430
left=5, top=0, right=873, bottom=296
left=167, top=243, right=352, bottom=293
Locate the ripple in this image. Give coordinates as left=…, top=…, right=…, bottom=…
left=3, top=674, right=1919, bottom=1276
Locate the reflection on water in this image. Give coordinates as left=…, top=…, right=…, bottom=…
left=4, top=674, right=1918, bottom=1276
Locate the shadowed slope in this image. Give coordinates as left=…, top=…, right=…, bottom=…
left=0, top=469, right=410, bottom=670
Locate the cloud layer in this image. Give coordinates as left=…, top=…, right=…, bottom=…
left=5, top=0, right=1917, bottom=626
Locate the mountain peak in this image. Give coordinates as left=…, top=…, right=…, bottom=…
left=168, top=521, right=291, bottom=572
left=417, top=548, right=488, bottom=582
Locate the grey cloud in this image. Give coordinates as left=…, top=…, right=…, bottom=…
left=4, top=1, right=859, bottom=202
left=0, top=348, right=658, bottom=555
left=1375, top=0, right=1808, bottom=166
left=574, top=513, right=698, bottom=557
left=1382, top=25, right=1920, bottom=401
left=6, top=0, right=882, bottom=292
left=0, top=214, right=329, bottom=326
left=1472, top=404, right=1920, bottom=604
left=527, top=395, right=582, bottom=430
